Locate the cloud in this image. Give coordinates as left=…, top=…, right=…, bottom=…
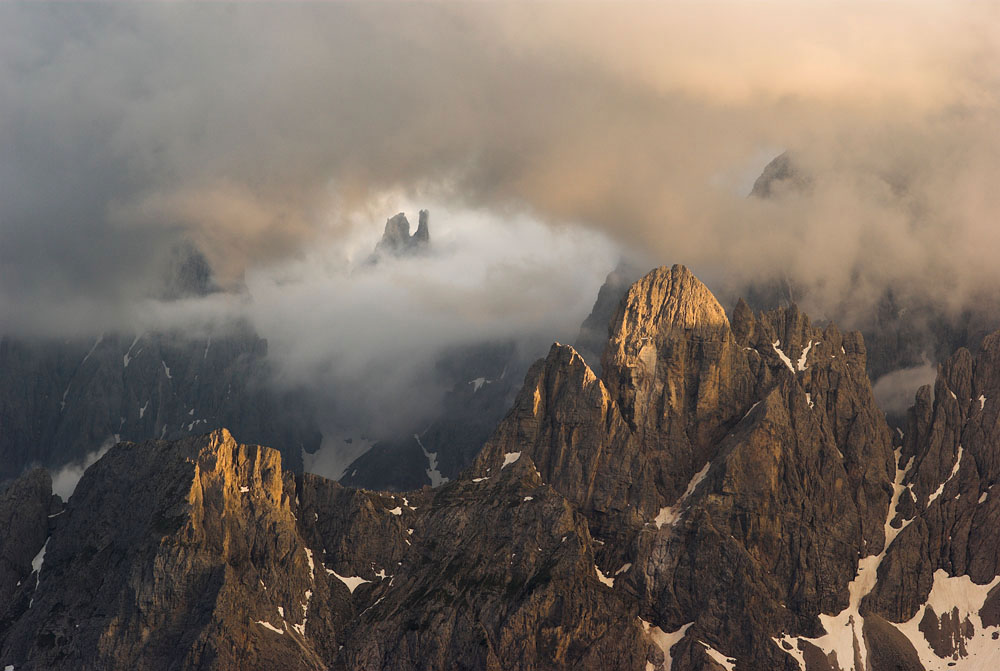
left=245, top=200, right=619, bottom=438
left=0, top=1, right=997, bottom=357
left=872, top=363, right=939, bottom=417
left=49, top=436, right=116, bottom=500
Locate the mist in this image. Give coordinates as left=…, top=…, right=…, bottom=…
left=2, top=2, right=998, bottom=424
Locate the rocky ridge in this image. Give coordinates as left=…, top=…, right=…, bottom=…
left=4, top=265, right=1000, bottom=669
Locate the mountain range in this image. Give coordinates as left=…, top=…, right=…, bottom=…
left=3, top=264, right=1000, bottom=669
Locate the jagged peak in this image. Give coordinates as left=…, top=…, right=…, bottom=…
left=607, top=265, right=729, bottom=348
left=371, top=210, right=431, bottom=259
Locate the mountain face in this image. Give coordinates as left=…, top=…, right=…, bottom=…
left=0, top=243, right=321, bottom=486
left=0, top=324, right=321, bottom=484
left=341, top=259, right=641, bottom=492
left=4, top=264, right=1000, bottom=670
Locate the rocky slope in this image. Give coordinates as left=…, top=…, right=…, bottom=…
left=0, top=323, right=321, bottom=483
left=0, top=244, right=321, bottom=485
left=4, top=265, right=1000, bottom=670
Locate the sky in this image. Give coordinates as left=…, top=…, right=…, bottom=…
left=2, top=2, right=999, bottom=412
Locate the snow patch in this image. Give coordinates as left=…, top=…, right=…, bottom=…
left=772, top=636, right=806, bottom=670
left=615, top=563, right=632, bottom=575
left=523, top=496, right=533, bottom=501
left=139, top=400, right=149, bottom=419
left=501, top=452, right=522, bottom=469
left=162, top=361, right=171, bottom=379
left=640, top=619, right=692, bottom=671
left=470, top=377, right=487, bottom=392
left=796, top=447, right=915, bottom=667
left=123, top=334, right=141, bottom=368
left=472, top=477, right=489, bottom=483
left=893, top=570, right=1000, bottom=670
left=387, top=506, right=403, bottom=516
left=927, top=445, right=963, bottom=506
left=797, top=340, right=815, bottom=371
left=772, top=340, right=795, bottom=372
left=414, top=434, right=448, bottom=487
left=239, top=486, right=249, bottom=493
left=328, top=569, right=370, bottom=594
left=31, top=539, right=49, bottom=574
left=980, top=394, right=987, bottom=410
left=256, top=620, right=284, bottom=634
left=702, top=642, right=737, bottom=671
left=655, top=462, right=711, bottom=528
left=595, top=566, right=614, bottom=587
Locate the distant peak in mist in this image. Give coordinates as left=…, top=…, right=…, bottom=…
left=748, top=152, right=810, bottom=199
left=370, top=210, right=431, bottom=262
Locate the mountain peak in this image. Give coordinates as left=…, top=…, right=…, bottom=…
left=372, top=211, right=431, bottom=259
left=606, top=264, right=729, bottom=349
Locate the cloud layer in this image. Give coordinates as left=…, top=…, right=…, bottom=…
left=2, top=2, right=998, bottom=344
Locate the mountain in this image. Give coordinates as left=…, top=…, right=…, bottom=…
left=0, top=245, right=321, bottom=486
left=4, top=264, right=998, bottom=669
left=339, top=258, right=642, bottom=491
left=370, top=211, right=431, bottom=261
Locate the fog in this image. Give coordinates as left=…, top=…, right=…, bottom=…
left=2, top=2, right=998, bottom=431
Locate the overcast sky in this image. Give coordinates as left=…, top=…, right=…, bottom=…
left=2, top=1, right=998, bottom=340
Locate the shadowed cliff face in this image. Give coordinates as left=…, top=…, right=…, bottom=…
left=5, top=266, right=1000, bottom=670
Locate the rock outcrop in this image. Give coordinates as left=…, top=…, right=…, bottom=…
left=371, top=211, right=431, bottom=260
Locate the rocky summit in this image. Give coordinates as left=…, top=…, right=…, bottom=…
left=3, top=265, right=1000, bottom=670
left=371, top=211, right=431, bottom=260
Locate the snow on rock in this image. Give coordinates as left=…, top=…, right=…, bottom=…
left=139, top=400, right=149, bottom=419
left=31, top=538, right=48, bottom=574
left=595, top=566, right=614, bottom=588
left=256, top=620, right=284, bottom=634
left=655, top=462, right=711, bottom=529
left=640, top=619, right=692, bottom=671
left=893, top=570, right=1000, bottom=670
left=772, top=635, right=806, bottom=670
left=797, top=340, right=815, bottom=371
left=615, top=563, right=632, bottom=575
left=702, top=642, right=737, bottom=671
left=414, top=434, right=448, bottom=487
left=328, top=568, right=371, bottom=594
left=387, top=507, right=403, bottom=516
left=123, top=334, right=141, bottom=368
left=161, top=361, right=172, bottom=379
left=772, top=340, right=795, bottom=372
left=523, top=496, right=533, bottom=502
left=501, top=452, right=522, bottom=469
left=239, top=486, right=250, bottom=493
left=927, top=445, right=964, bottom=506
left=472, top=477, right=489, bottom=483
left=980, top=394, right=987, bottom=410
left=470, top=377, right=487, bottom=392
left=785, top=448, right=915, bottom=668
